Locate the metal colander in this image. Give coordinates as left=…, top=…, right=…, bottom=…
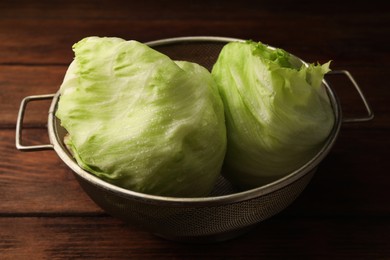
left=17, top=36, right=374, bottom=242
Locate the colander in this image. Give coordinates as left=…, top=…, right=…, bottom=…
left=15, top=36, right=374, bottom=242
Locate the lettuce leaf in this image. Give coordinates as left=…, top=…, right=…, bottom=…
left=56, top=37, right=226, bottom=197
left=212, top=41, right=334, bottom=189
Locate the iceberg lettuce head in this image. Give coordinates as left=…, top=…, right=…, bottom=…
left=56, top=37, right=226, bottom=197
left=212, top=41, right=334, bottom=189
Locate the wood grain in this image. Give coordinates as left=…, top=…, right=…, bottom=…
left=0, top=66, right=65, bottom=128
left=0, top=129, right=102, bottom=214
left=1, top=0, right=389, bottom=258
left=1, top=216, right=389, bottom=259
left=0, top=1, right=388, bottom=65
left=2, top=126, right=389, bottom=216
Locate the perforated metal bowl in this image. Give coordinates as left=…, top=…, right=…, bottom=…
left=16, top=36, right=373, bottom=242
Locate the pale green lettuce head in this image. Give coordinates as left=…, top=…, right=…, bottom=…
left=56, top=37, right=226, bottom=197
left=212, top=41, right=334, bottom=189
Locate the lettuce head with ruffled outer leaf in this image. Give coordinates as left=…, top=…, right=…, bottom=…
left=212, top=41, right=334, bottom=189
left=56, top=37, right=226, bottom=197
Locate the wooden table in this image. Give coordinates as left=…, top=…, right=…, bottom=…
left=1, top=0, right=389, bottom=258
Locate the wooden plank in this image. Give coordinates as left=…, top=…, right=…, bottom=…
left=2, top=127, right=390, bottom=216
left=0, top=1, right=388, bottom=65
left=0, top=129, right=102, bottom=214
left=0, top=216, right=389, bottom=259
left=0, top=65, right=65, bottom=128
left=0, top=1, right=388, bottom=259
left=1, top=0, right=387, bottom=20
left=287, top=127, right=390, bottom=217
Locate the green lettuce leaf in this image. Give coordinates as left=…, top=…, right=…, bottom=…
left=212, top=41, right=334, bottom=189
left=56, top=37, right=226, bottom=197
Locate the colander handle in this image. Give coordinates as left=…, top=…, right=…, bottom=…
left=16, top=94, right=55, bottom=151
left=327, top=70, right=374, bottom=123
